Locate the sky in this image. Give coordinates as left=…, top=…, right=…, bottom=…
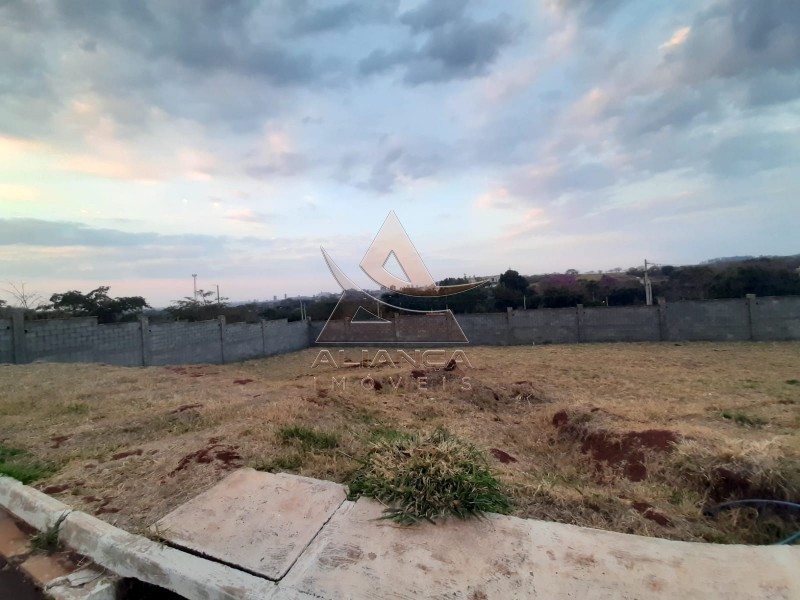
left=1, top=0, right=799, bottom=307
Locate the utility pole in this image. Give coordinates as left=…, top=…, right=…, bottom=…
left=192, top=274, right=197, bottom=302
left=644, top=260, right=653, bottom=306
left=216, top=284, right=220, bottom=306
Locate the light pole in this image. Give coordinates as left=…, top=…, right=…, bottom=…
left=192, top=274, right=197, bottom=302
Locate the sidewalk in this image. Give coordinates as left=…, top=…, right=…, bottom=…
left=2, top=469, right=798, bottom=599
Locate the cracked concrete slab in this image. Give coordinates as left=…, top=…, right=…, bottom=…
left=281, top=497, right=800, bottom=600
left=155, top=469, right=347, bottom=581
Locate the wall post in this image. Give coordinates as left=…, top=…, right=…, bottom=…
left=745, top=294, right=756, bottom=341
left=138, top=315, right=152, bottom=366
left=10, top=309, right=28, bottom=364
left=657, top=298, right=667, bottom=341
left=576, top=304, right=584, bottom=343
left=218, top=315, right=226, bottom=364
left=506, top=307, right=513, bottom=346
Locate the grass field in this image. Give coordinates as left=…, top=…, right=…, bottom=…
left=0, top=342, right=798, bottom=544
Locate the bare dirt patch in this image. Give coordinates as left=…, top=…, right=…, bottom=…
left=0, top=342, right=798, bottom=543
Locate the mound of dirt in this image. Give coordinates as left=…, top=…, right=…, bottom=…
left=553, top=410, right=680, bottom=482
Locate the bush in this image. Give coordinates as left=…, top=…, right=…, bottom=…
left=348, top=427, right=511, bottom=524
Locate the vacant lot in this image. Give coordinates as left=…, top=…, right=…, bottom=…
left=0, top=342, right=798, bottom=544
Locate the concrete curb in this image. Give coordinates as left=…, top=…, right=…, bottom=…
left=0, top=476, right=277, bottom=600
left=3, top=474, right=799, bottom=600
left=0, top=475, right=72, bottom=532
left=60, top=511, right=278, bottom=600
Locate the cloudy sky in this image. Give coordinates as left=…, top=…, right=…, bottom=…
left=1, top=0, right=798, bottom=306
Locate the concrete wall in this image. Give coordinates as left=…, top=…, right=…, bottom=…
left=2, top=294, right=798, bottom=366
left=0, top=318, right=13, bottom=364
left=751, top=295, right=800, bottom=341
left=2, top=313, right=312, bottom=367
left=403, top=295, right=800, bottom=346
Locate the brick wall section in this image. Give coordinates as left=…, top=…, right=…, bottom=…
left=663, top=299, right=750, bottom=341
left=223, top=322, right=264, bottom=362
left=0, top=318, right=12, bottom=364
left=262, top=319, right=310, bottom=356
left=457, top=313, right=510, bottom=345
left=26, top=317, right=99, bottom=363
left=2, top=295, right=799, bottom=366
left=581, top=306, right=660, bottom=342
left=83, top=322, right=141, bottom=365
left=751, top=295, right=800, bottom=341
left=150, top=321, right=223, bottom=365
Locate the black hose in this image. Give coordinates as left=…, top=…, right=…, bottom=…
left=702, top=499, right=800, bottom=545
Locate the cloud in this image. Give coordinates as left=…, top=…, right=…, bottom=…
left=501, top=208, right=551, bottom=240
left=399, top=0, right=468, bottom=33
left=0, top=219, right=217, bottom=248
left=660, top=26, right=691, bottom=50
left=359, top=13, right=520, bottom=84
left=655, top=0, right=800, bottom=85
left=225, top=209, right=271, bottom=225
left=288, top=1, right=398, bottom=34
left=545, top=0, right=632, bottom=25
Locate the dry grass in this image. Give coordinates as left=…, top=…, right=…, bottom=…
left=0, top=342, right=798, bottom=543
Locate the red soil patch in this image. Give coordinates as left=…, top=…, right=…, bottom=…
left=490, top=448, right=518, bottom=464
left=170, top=403, right=203, bottom=414
left=110, top=448, right=143, bottom=461
left=632, top=501, right=672, bottom=527
left=41, top=484, right=69, bottom=494
left=410, top=370, right=426, bottom=379
left=50, top=435, right=71, bottom=449
left=171, top=442, right=242, bottom=475
left=233, top=379, right=254, bottom=385
left=553, top=411, right=680, bottom=482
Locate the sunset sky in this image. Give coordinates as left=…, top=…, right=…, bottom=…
left=1, top=0, right=799, bottom=306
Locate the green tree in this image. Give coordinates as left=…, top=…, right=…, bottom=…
left=166, top=289, right=229, bottom=322
left=709, top=266, right=800, bottom=299
left=498, top=270, right=529, bottom=293
left=46, top=286, right=149, bottom=323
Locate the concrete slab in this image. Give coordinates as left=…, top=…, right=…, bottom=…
left=20, top=553, right=76, bottom=586
left=282, top=498, right=800, bottom=600
left=0, top=509, right=30, bottom=557
left=62, top=510, right=278, bottom=600
left=155, top=468, right=347, bottom=581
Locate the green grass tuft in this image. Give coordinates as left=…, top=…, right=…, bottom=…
left=30, top=512, right=69, bottom=554
left=278, top=426, right=339, bottom=450
left=785, top=379, right=799, bottom=386
left=348, top=427, right=512, bottom=525
left=0, top=445, right=56, bottom=484
left=63, top=403, right=89, bottom=415
left=720, top=410, right=766, bottom=427
left=252, top=451, right=305, bottom=473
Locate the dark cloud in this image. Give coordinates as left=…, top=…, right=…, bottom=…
left=549, top=0, right=632, bottom=25
left=659, top=0, right=800, bottom=85
left=0, top=219, right=219, bottom=248
left=336, top=140, right=449, bottom=194
left=399, top=0, right=467, bottom=33
left=287, top=0, right=398, bottom=34
left=359, top=15, right=519, bottom=84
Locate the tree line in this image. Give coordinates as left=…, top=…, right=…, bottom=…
left=2, top=255, right=798, bottom=323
